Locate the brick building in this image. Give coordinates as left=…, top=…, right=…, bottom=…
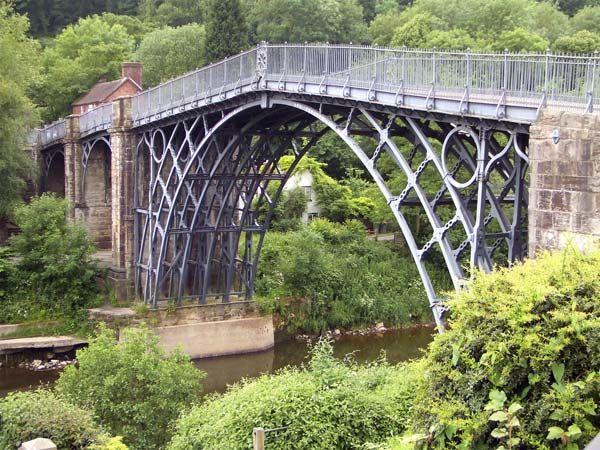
left=72, top=62, right=143, bottom=115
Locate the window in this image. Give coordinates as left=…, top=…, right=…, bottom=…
left=302, top=186, right=312, bottom=201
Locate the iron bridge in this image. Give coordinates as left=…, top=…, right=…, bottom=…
left=32, top=43, right=600, bottom=328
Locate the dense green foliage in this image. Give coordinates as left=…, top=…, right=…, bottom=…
left=205, top=0, right=247, bottom=61
left=169, top=339, right=418, bottom=450
left=0, top=389, right=109, bottom=449
left=0, top=2, right=38, bottom=218
left=0, top=195, right=99, bottom=326
left=246, top=0, right=367, bottom=44
left=136, top=23, right=206, bottom=85
left=5, top=195, right=99, bottom=320
left=56, top=326, right=205, bottom=450
left=14, top=0, right=139, bottom=36
left=404, top=248, right=600, bottom=449
left=34, top=15, right=135, bottom=121
left=256, top=219, right=435, bottom=332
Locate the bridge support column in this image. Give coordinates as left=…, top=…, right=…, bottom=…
left=529, top=111, right=600, bottom=254
left=63, top=116, right=82, bottom=221
left=108, top=97, right=136, bottom=300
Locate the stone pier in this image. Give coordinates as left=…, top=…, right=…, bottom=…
left=528, top=111, right=600, bottom=254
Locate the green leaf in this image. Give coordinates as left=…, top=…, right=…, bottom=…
left=489, top=410, right=508, bottom=422
left=508, top=416, right=520, bottom=428
left=491, top=427, right=508, bottom=438
left=566, top=424, right=582, bottom=438
left=508, top=437, right=521, bottom=446
left=528, top=373, right=541, bottom=385
left=508, top=403, right=522, bottom=414
left=445, top=424, right=458, bottom=439
left=552, top=363, right=565, bottom=384
left=488, top=389, right=507, bottom=406
left=452, top=347, right=460, bottom=367
left=547, top=426, right=565, bottom=440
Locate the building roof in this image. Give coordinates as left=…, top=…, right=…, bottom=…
left=72, top=78, right=141, bottom=106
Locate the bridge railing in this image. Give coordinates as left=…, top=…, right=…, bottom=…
left=38, top=119, right=67, bottom=147
left=132, top=48, right=258, bottom=122
left=33, top=44, right=600, bottom=145
left=265, top=44, right=598, bottom=111
left=79, top=103, right=113, bottom=137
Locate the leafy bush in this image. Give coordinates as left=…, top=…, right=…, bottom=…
left=169, top=339, right=418, bottom=450
left=56, top=326, right=204, bottom=450
left=8, top=194, right=100, bottom=315
left=90, top=437, right=129, bottom=450
left=256, top=220, right=437, bottom=332
left=0, top=389, right=108, bottom=449
left=409, top=247, right=600, bottom=449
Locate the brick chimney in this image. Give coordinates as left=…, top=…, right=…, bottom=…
left=121, top=62, right=143, bottom=87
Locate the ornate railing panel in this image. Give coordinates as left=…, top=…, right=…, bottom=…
left=129, top=44, right=600, bottom=127
left=132, top=48, right=258, bottom=124
left=39, top=120, right=66, bottom=146
left=79, top=103, right=112, bottom=137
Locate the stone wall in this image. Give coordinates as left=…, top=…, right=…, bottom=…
left=79, top=143, right=112, bottom=249
left=528, top=110, right=600, bottom=254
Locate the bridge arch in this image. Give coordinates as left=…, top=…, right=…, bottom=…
left=135, top=97, right=529, bottom=329
left=41, top=146, right=65, bottom=197
left=81, top=136, right=112, bottom=249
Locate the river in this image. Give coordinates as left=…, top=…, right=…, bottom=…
left=0, top=325, right=434, bottom=397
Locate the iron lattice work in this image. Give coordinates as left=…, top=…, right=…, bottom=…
left=134, top=97, right=528, bottom=328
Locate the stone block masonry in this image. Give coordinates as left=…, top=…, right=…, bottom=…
left=529, top=110, right=600, bottom=254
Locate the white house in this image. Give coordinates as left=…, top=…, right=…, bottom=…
left=283, top=169, right=321, bottom=223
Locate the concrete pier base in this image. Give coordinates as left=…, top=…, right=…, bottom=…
left=154, top=316, right=274, bottom=359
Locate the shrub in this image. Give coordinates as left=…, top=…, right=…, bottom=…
left=0, top=389, right=107, bottom=449
left=256, top=220, right=435, bottom=332
left=9, top=194, right=99, bottom=314
left=410, top=247, right=600, bottom=449
left=168, top=339, right=418, bottom=450
left=90, top=437, right=129, bottom=450
left=56, top=326, right=204, bottom=450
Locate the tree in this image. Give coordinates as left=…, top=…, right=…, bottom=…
left=532, top=1, right=569, bottom=43
left=369, top=11, right=405, bottom=45
left=35, top=15, right=135, bottom=121
left=10, top=194, right=99, bottom=313
left=425, top=29, right=475, bottom=50
left=0, top=2, right=39, bottom=218
left=553, top=29, right=600, bottom=53
left=247, top=0, right=368, bottom=45
left=137, top=24, right=206, bottom=86
left=56, top=326, right=204, bottom=450
left=488, top=27, right=549, bottom=53
left=391, top=12, right=445, bottom=48
left=570, top=5, right=600, bottom=34
left=156, top=0, right=206, bottom=26
left=205, top=0, right=248, bottom=62
left=15, top=0, right=141, bottom=36
left=100, top=12, right=154, bottom=46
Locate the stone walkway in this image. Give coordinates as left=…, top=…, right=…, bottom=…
left=0, top=336, right=87, bottom=355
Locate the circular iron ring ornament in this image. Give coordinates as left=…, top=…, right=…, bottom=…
left=441, top=125, right=480, bottom=189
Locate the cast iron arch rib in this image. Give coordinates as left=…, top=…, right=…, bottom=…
left=134, top=99, right=529, bottom=330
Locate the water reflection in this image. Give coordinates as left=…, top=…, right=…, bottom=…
left=0, top=325, right=434, bottom=396
left=195, top=325, right=434, bottom=394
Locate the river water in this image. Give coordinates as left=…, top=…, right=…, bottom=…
left=0, top=325, right=434, bottom=397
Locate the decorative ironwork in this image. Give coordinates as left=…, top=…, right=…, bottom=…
left=134, top=97, right=529, bottom=329
left=29, top=43, right=547, bottom=328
